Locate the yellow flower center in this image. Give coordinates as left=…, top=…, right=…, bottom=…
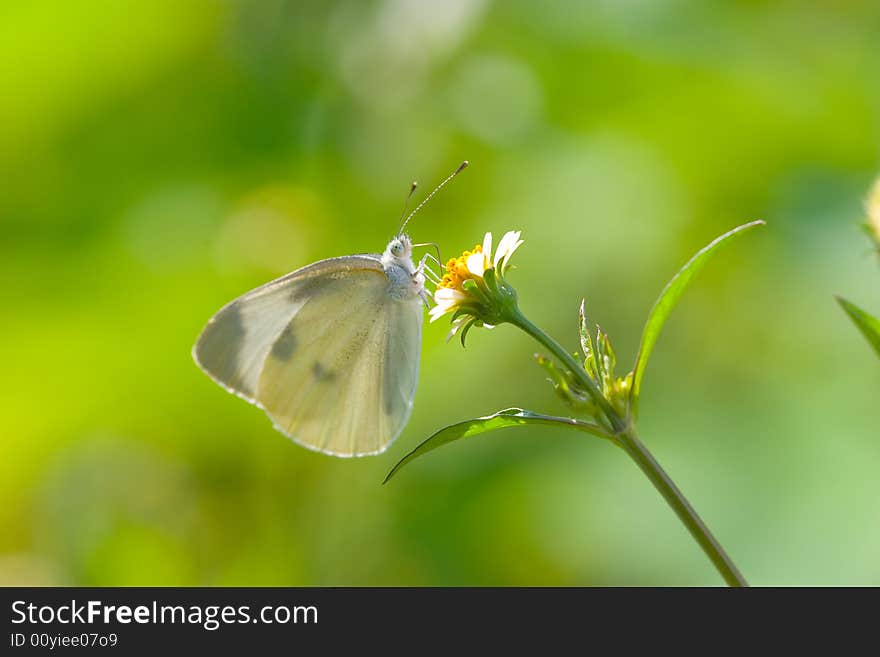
left=439, top=244, right=483, bottom=290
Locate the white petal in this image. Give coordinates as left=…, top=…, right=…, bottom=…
left=429, top=300, right=455, bottom=321
left=430, top=287, right=466, bottom=322
left=446, top=317, right=467, bottom=340
left=434, top=287, right=466, bottom=303
left=493, top=230, right=521, bottom=268
left=500, top=239, right=523, bottom=271
left=481, top=232, right=493, bottom=260
left=466, top=252, right=486, bottom=277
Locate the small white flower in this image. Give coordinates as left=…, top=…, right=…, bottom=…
left=430, top=230, right=524, bottom=324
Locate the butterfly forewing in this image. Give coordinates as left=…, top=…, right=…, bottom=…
left=193, top=255, right=383, bottom=402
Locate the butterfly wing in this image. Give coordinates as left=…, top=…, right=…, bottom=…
left=383, top=293, right=423, bottom=427
left=193, top=254, right=423, bottom=457
left=256, top=270, right=423, bottom=457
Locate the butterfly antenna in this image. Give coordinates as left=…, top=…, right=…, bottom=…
left=397, top=160, right=468, bottom=237
left=396, top=180, right=419, bottom=231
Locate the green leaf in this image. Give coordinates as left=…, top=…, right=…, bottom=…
left=836, top=296, right=880, bottom=358
left=383, top=408, right=611, bottom=483
left=630, top=220, right=765, bottom=416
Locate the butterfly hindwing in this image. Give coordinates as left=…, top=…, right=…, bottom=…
left=383, top=292, right=422, bottom=426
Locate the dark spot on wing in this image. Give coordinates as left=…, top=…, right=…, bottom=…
left=270, top=324, right=296, bottom=361
left=197, top=301, right=252, bottom=395
left=289, top=277, right=326, bottom=303
left=312, top=361, right=335, bottom=381
left=218, top=301, right=245, bottom=343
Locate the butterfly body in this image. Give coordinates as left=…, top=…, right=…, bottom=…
left=193, top=235, right=426, bottom=457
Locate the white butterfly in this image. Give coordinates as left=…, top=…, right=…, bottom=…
left=192, top=163, right=466, bottom=457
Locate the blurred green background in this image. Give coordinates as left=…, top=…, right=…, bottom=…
left=2, top=0, right=879, bottom=586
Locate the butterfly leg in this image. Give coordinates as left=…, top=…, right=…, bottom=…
left=415, top=254, right=437, bottom=307
left=418, top=252, right=445, bottom=283
left=411, top=242, right=443, bottom=270
left=415, top=252, right=443, bottom=283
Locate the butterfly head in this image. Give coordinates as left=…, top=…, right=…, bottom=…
left=382, top=234, right=427, bottom=301
left=385, top=234, right=413, bottom=262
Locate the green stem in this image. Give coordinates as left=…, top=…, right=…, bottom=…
left=617, top=431, right=747, bottom=587
left=512, top=311, right=625, bottom=432
left=507, top=307, right=748, bottom=587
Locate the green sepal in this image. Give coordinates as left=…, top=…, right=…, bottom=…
left=578, top=300, right=598, bottom=380
left=483, top=267, right=501, bottom=295
left=534, top=353, right=592, bottom=410
left=460, top=318, right=478, bottom=347
left=461, top=278, right=490, bottom=306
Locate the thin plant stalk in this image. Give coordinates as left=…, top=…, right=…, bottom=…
left=508, top=308, right=748, bottom=587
